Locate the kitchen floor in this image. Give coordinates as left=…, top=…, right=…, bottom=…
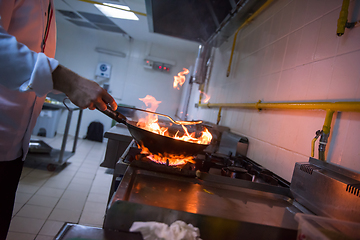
left=6, top=134, right=112, bottom=240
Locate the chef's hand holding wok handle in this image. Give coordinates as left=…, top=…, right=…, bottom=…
left=52, top=65, right=117, bottom=111
left=96, top=106, right=127, bottom=125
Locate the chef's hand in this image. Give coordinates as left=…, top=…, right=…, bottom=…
left=52, top=65, right=117, bottom=111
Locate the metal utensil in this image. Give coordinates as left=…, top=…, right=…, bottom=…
left=98, top=107, right=209, bottom=156
left=117, top=105, right=202, bottom=125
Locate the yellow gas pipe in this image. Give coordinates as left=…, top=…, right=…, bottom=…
left=199, top=101, right=360, bottom=161
left=226, top=0, right=274, bottom=77
left=217, top=107, right=222, bottom=125
left=337, top=0, right=350, bottom=36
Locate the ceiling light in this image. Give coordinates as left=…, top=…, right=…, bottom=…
left=95, top=3, right=139, bottom=20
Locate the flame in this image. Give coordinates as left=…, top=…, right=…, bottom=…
left=173, top=68, right=189, bottom=90
left=136, top=95, right=212, bottom=145
left=139, top=144, right=195, bottom=166
left=199, top=91, right=210, bottom=103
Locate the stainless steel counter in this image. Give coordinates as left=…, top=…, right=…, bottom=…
left=104, top=166, right=302, bottom=240
left=101, top=124, right=133, bottom=169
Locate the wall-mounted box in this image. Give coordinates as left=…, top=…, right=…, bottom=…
left=144, top=56, right=175, bottom=73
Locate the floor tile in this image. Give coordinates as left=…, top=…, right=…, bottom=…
left=17, top=183, right=40, bottom=194
left=55, top=198, right=86, bottom=211
left=14, top=192, right=33, bottom=204
left=71, top=176, right=94, bottom=185
left=83, top=201, right=107, bottom=214
left=66, top=182, right=92, bottom=192
left=48, top=208, right=81, bottom=223
left=16, top=204, right=52, bottom=220
left=36, top=186, right=65, bottom=198
left=90, top=184, right=110, bottom=194
left=20, top=176, right=48, bottom=186
left=61, top=189, right=88, bottom=201
left=6, top=231, right=36, bottom=240
left=38, top=220, right=65, bottom=236
left=79, top=210, right=105, bottom=227
left=9, top=216, right=45, bottom=234
left=28, top=194, right=59, bottom=208
left=9, top=134, right=113, bottom=236
left=26, top=169, right=54, bottom=179
left=43, top=179, right=70, bottom=189
left=73, top=172, right=96, bottom=180
left=86, top=192, right=108, bottom=203
left=35, top=235, right=54, bottom=240
left=12, top=202, right=25, bottom=216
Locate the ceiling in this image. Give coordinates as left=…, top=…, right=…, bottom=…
left=54, top=0, right=200, bottom=51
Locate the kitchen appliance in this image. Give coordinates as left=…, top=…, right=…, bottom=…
left=97, top=107, right=210, bottom=156
left=145, top=0, right=269, bottom=47
left=101, top=129, right=360, bottom=240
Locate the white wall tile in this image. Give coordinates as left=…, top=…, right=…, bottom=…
left=271, top=37, right=287, bottom=73
left=306, top=58, right=334, bottom=100
left=328, top=51, right=360, bottom=99
left=290, top=0, right=309, bottom=30
left=282, top=30, right=302, bottom=70
left=293, top=111, right=325, bottom=156
left=268, top=14, right=280, bottom=44
left=263, top=72, right=281, bottom=102
left=295, top=20, right=321, bottom=66
left=276, top=68, right=295, bottom=101
left=261, top=44, right=276, bottom=75
left=326, top=112, right=351, bottom=165
left=288, top=64, right=312, bottom=101
left=259, top=18, right=273, bottom=47
left=304, top=0, right=322, bottom=22
left=189, top=0, right=360, bottom=178
left=314, top=10, right=340, bottom=61
left=277, top=0, right=296, bottom=39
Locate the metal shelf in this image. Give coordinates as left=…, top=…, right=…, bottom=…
left=26, top=101, right=83, bottom=170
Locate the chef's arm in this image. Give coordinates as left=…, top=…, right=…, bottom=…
left=52, top=64, right=117, bottom=111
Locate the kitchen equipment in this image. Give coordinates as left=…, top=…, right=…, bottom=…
left=290, top=157, right=360, bottom=222
left=55, top=223, right=143, bottom=240
left=100, top=126, right=360, bottom=240
left=28, top=140, right=52, bottom=153
left=104, top=147, right=300, bottom=240
left=116, top=105, right=203, bottom=125
left=97, top=107, right=210, bottom=156
left=294, top=213, right=360, bottom=240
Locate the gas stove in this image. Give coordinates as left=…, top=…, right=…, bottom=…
left=103, top=128, right=360, bottom=240
left=120, top=145, right=290, bottom=189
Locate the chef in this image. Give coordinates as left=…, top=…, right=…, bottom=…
left=0, top=1, right=117, bottom=239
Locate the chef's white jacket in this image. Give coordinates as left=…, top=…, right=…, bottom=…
left=0, top=0, right=59, bottom=161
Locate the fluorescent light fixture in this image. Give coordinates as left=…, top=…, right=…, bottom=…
left=95, top=3, right=139, bottom=20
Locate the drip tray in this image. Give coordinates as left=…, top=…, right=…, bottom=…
left=29, top=140, right=52, bottom=154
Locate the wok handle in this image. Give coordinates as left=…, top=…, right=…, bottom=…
left=96, top=107, right=127, bottom=125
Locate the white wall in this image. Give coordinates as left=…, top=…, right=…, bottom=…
left=53, top=21, right=198, bottom=139
left=187, top=0, right=360, bottom=181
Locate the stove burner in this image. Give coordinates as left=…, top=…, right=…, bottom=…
left=122, top=147, right=289, bottom=188
left=221, top=167, right=253, bottom=181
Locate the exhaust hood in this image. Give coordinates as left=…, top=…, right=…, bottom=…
left=145, top=0, right=269, bottom=47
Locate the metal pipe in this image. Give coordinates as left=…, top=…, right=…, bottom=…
left=227, top=0, right=274, bottom=77
left=199, top=101, right=352, bottom=161
left=198, top=101, right=360, bottom=112
left=318, top=110, right=335, bottom=161
left=311, top=130, right=322, bottom=158
left=337, top=0, right=350, bottom=36
left=217, top=107, right=222, bottom=125
left=322, top=110, right=335, bottom=134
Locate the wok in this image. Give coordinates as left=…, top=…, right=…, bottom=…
left=98, top=107, right=209, bottom=156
